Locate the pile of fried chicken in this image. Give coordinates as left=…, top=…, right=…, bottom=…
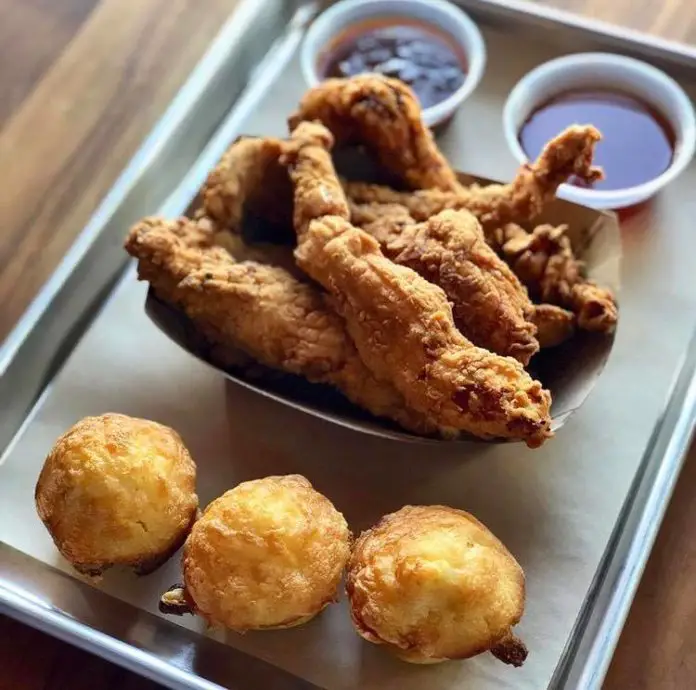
left=125, top=75, right=618, bottom=449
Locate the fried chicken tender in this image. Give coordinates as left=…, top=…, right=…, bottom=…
left=343, top=124, right=603, bottom=234
left=288, top=75, right=460, bottom=191
left=346, top=505, right=527, bottom=665
left=282, top=122, right=552, bottom=447
left=213, top=230, right=302, bottom=279
left=124, top=216, right=438, bottom=436
left=348, top=200, right=414, bottom=229
left=500, top=223, right=618, bottom=333
left=166, top=475, right=351, bottom=630
left=351, top=202, right=539, bottom=365
left=201, top=136, right=294, bottom=242
left=531, top=304, right=576, bottom=349
left=282, top=122, right=350, bottom=236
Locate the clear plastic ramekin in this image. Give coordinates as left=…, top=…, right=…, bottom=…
left=503, top=52, right=696, bottom=209
left=301, top=0, right=487, bottom=128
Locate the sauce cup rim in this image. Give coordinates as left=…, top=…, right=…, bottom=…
left=300, top=0, right=487, bottom=126
left=502, top=52, right=696, bottom=208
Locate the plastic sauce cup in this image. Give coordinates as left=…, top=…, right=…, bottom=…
left=301, top=0, right=487, bottom=128
left=503, top=53, right=696, bottom=210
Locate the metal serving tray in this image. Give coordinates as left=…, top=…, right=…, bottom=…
left=2, top=1, right=696, bottom=688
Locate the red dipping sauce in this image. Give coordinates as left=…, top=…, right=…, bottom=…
left=520, top=90, right=675, bottom=190
left=320, top=18, right=468, bottom=110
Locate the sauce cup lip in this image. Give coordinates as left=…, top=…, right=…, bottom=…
left=502, top=52, right=696, bottom=208
left=300, top=0, right=487, bottom=126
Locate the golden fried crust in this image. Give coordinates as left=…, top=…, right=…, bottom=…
left=531, top=304, right=576, bottom=349
left=343, top=124, right=603, bottom=233
left=500, top=223, right=618, bottom=334
left=124, top=215, right=229, bottom=302
left=213, top=230, right=303, bottom=279
left=35, top=414, right=198, bottom=576
left=125, top=217, right=439, bottom=436
left=349, top=200, right=415, bottom=230
left=279, top=121, right=350, bottom=237
left=288, top=75, right=460, bottom=191
left=284, top=123, right=552, bottom=446
left=201, top=136, right=293, bottom=236
left=346, top=506, right=526, bottom=664
left=126, top=216, right=352, bottom=379
left=182, top=475, right=351, bottom=631
left=353, top=205, right=539, bottom=365
left=296, top=217, right=552, bottom=446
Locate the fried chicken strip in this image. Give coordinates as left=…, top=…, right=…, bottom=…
left=125, top=216, right=439, bottom=436
left=530, top=304, right=576, bottom=349
left=500, top=223, right=617, bottom=333
left=200, top=136, right=294, bottom=243
left=344, top=124, right=603, bottom=234
left=350, top=201, right=539, bottom=365
left=349, top=203, right=578, bottom=349
left=282, top=122, right=552, bottom=447
left=213, top=230, right=303, bottom=279
left=288, top=75, right=460, bottom=191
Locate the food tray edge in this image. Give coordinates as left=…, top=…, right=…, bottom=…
left=2, top=1, right=696, bottom=688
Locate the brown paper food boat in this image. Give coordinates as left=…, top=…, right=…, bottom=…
left=144, top=170, right=621, bottom=444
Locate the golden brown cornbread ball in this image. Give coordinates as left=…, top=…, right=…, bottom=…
left=35, top=413, right=198, bottom=576
left=182, top=474, right=351, bottom=631
left=346, top=505, right=527, bottom=665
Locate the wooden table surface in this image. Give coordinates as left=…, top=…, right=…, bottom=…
left=1, top=0, right=695, bottom=688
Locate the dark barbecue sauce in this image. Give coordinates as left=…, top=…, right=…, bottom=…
left=520, top=89, right=675, bottom=190
left=321, top=18, right=467, bottom=109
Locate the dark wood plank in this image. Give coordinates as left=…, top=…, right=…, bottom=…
left=604, top=439, right=696, bottom=689
left=0, top=0, right=242, bottom=341
left=533, top=0, right=696, bottom=43
left=0, top=0, right=97, bottom=128
left=0, top=615, right=162, bottom=690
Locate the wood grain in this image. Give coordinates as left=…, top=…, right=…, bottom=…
left=0, top=615, right=160, bottom=690
left=0, top=0, right=96, bottom=129
left=0, top=0, right=242, bottom=340
left=604, top=440, right=696, bottom=689
left=533, top=0, right=696, bottom=44
left=0, top=0, right=695, bottom=689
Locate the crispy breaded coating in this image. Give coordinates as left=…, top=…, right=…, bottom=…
left=201, top=136, right=294, bottom=241
left=125, top=216, right=229, bottom=298
left=348, top=199, right=416, bottom=231
left=296, top=218, right=551, bottom=444
left=124, top=217, right=438, bottom=436
left=343, top=124, right=603, bottom=233
left=501, top=223, right=618, bottom=333
left=531, top=304, right=576, bottom=349
left=281, top=121, right=350, bottom=237
left=288, top=75, right=460, bottom=191
left=36, top=414, right=198, bottom=577
left=346, top=505, right=527, bottom=665
left=283, top=122, right=552, bottom=446
left=180, top=475, right=351, bottom=630
left=351, top=202, right=539, bottom=364
left=213, top=230, right=303, bottom=279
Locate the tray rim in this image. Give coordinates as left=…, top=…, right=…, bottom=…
left=2, top=1, right=696, bottom=689
left=462, top=0, right=696, bottom=68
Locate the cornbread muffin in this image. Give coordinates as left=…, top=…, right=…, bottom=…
left=346, top=505, right=527, bottom=666
left=35, top=413, right=198, bottom=577
left=175, top=474, right=351, bottom=631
